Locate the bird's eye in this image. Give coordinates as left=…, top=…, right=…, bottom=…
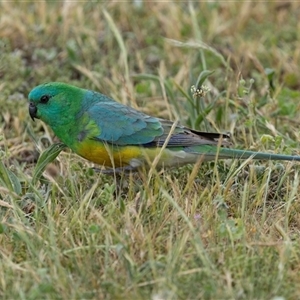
left=40, top=95, right=50, bottom=104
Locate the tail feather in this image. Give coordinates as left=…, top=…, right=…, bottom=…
left=185, top=145, right=300, bottom=162
left=218, top=147, right=300, bottom=161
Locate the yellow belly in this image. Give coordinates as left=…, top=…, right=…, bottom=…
left=75, top=139, right=200, bottom=168
left=76, top=139, right=143, bottom=167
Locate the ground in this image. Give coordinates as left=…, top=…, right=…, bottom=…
left=1, top=1, right=300, bottom=299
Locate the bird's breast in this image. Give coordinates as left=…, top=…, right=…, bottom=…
left=76, top=139, right=143, bottom=167
left=75, top=139, right=201, bottom=168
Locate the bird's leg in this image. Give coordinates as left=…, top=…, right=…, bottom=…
left=92, top=166, right=142, bottom=203
left=92, top=165, right=139, bottom=175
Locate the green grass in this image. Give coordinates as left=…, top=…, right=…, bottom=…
left=1, top=1, right=300, bottom=299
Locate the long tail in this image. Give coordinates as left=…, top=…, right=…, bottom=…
left=185, top=145, right=300, bottom=162
left=218, top=147, right=300, bottom=161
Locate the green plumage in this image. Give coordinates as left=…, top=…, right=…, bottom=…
left=28, top=82, right=300, bottom=171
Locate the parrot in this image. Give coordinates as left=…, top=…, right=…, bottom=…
left=28, top=82, right=300, bottom=172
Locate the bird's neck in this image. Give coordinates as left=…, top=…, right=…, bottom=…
left=51, top=119, right=81, bottom=151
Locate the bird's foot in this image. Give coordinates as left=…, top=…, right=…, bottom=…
left=92, top=166, right=138, bottom=175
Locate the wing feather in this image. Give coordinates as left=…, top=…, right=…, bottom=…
left=88, top=101, right=163, bottom=145
left=87, top=101, right=230, bottom=147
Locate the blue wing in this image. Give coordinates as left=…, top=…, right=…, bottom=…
left=86, top=94, right=230, bottom=147
left=87, top=101, right=164, bottom=145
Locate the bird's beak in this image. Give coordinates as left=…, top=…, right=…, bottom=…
left=29, top=102, right=37, bottom=121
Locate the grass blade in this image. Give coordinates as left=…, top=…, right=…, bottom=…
left=31, top=142, right=66, bottom=185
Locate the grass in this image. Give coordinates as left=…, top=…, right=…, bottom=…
left=1, top=1, right=300, bottom=299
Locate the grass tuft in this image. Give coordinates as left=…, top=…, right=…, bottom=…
left=1, top=1, right=300, bottom=299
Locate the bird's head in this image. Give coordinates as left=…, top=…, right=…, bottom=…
left=28, top=82, right=84, bottom=127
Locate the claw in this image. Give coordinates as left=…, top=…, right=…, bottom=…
left=92, top=166, right=138, bottom=175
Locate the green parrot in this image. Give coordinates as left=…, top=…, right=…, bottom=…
left=28, top=82, right=300, bottom=172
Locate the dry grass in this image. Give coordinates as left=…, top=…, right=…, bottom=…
left=1, top=1, right=300, bottom=299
